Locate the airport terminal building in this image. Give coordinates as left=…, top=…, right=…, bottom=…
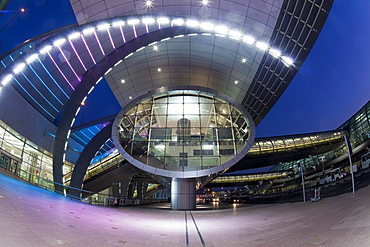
left=3, top=0, right=370, bottom=210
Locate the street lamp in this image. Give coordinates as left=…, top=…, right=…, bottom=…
left=0, top=8, right=26, bottom=33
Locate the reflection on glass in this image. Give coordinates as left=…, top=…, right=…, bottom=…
left=118, top=92, right=251, bottom=172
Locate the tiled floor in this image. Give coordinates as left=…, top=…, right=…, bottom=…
left=1, top=170, right=370, bottom=247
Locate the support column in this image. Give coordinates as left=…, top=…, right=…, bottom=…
left=127, top=183, right=135, bottom=198
left=119, top=179, right=131, bottom=198
left=137, top=182, right=143, bottom=199
left=171, top=178, right=196, bottom=210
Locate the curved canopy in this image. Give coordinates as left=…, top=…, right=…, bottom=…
left=0, top=0, right=333, bottom=184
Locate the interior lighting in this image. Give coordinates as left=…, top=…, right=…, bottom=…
left=26, top=54, right=38, bottom=64
left=54, top=38, right=66, bottom=46
left=157, top=17, right=170, bottom=24
left=128, top=19, right=140, bottom=25
left=256, top=41, right=269, bottom=51
left=243, top=36, right=255, bottom=45
left=40, top=45, right=52, bottom=54
left=200, top=22, right=214, bottom=30
left=143, top=17, right=155, bottom=24
left=13, top=63, right=25, bottom=74
left=186, top=20, right=199, bottom=27
left=172, top=18, right=184, bottom=26
left=153, top=45, right=158, bottom=51
left=20, top=8, right=25, bottom=13
left=234, top=80, right=238, bottom=84
left=68, top=32, right=80, bottom=40
left=157, top=67, right=162, bottom=72
left=121, top=79, right=125, bottom=83
left=241, top=58, right=247, bottom=63
left=97, top=23, right=110, bottom=30
left=83, top=27, right=95, bottom=35
left=129, top=96, right=132, bottom=99
left=269, top=49, right=281, bottom=58
left=1, top=74, right=12, bottom=86
left=174, top=35, right=184, bottom=38
left=282, top=56, right=294, bottom=66
left=112, top=20, right=125, bottom=27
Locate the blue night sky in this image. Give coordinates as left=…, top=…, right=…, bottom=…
left=1, top=0, right=369, bottom=138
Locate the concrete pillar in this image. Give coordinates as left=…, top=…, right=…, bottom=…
left=119, top=179, right=131, bottom=197
left=127, top=183, right=135, bottom=198
left=171, top=178, right=196, bottom=210
left=142, top=182, right=148, bottom=198
left=137, top=182, right=143, bottom=199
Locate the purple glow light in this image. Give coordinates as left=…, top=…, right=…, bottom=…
left=94, top=31, right=105, bottom=56
left=132, top=25, right=137, bottom=38
left=106, top=29, right=115, bottom=49
left=119, top=26, right=127, bottom=43
left=69, top=39, right=87, bottom=71
left=81, top=35, right=97, bottom=64
left=57, top=46, right=81, bottom=82
left=46, top=51, right=75, bottom=90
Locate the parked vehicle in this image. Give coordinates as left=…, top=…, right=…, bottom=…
left=319, top=168, right=346, bottom=185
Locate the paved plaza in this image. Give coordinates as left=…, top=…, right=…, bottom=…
left=1, top=170, right=370, bottom=247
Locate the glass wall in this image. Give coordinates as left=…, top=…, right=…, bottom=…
left=248, top=130, right=347, bottom=158
left=117, top=92, right=252, bottom=172
left=270, top=100, right=370, bottom=175
left=0, top=120, right=74, bottom=188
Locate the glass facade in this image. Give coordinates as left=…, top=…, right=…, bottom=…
left=249, top=131, right=346, bottom=157
left=0, top=120, right=73, bottom=188
left=270, top=100, right=370, bottom=175
left=117, top=92, right=252, bottom=172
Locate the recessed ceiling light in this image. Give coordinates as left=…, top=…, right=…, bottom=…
left=201, top=0, right=209, bottom=6
left=153, top=45, right=158, bottom=51
left=241, top=58, right=247, bottom=63
left=145, top=0, right=153, bottom=7
left=282, top=56, right=294, bottom=66
left=26, top=54, right=38, bottom=64
left=256, top=42, right=269, bottom=51
left=54, top=38, right=66, bottom=46
left=1, top=74, right=12, bottom=86
left=13, top=63, right=25, bottom=74
left=129, top=96, right=132, bottom=99
left=269, top=49, right=281, bottom=58
left=121, top=79, right=125, bottom=83
left=234, top=80, right=238, bottom=84
left=157, top=17, right=170, bottom=24
left=157, top=68, right=162, bottom=72
left=68, top=32, right=80, bottom=40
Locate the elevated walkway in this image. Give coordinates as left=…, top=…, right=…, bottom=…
left=82, top=161, right=138, bottom=196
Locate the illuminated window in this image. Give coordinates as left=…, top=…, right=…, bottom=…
left=117, top=92, right=252, bottom=172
